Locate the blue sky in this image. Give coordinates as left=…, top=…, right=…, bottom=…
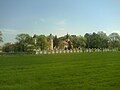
left=0, top=0, right=120, bottom=42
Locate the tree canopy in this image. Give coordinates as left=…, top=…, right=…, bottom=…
left=2, top=31, right=120, bottom=53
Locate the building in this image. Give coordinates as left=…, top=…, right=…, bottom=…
left=49, top=34, right=53, bottom=50
left=62, top=38, right=73, bottom=50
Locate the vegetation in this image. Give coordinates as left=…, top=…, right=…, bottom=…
left=0, top=31, right=2, bottom=42
left=1, top=31, right=120, bottom=53
left=0, top=31, right=3, bottom=52
left=0, top=52, right=120, bottom=89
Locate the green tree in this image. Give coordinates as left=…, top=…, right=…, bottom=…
left=0, top=31, right=3, bottom=52
left=0, top=31, right=3, bottom=42
left=71, top=35, right=86, bottom=49
left=108, top=33, right=120, bottom=49
left=36, top=35, right=48, bottom=50
left=53, top=35, right=59, bottom=48
left=2, top=43, right=14, bottom=53
left=97, top=31, right=108, bottom=49
left=15, top=34, right=34, bottom=52
left=84, top=33, right=91, bottom=48
left=84, top=32, right=101, bottom=49
left=109, top=33, right=120, bottom=41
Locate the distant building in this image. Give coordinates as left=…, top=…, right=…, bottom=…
left=62, top=38, right=73, bottom=50
left=33, top=34, right=37, bottom=45
left=49, top=34, right=53, bottom=50
left=58, top=34, right=73, bottom=50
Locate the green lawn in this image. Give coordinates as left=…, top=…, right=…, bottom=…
left=0, top=52, right=120, bottom=90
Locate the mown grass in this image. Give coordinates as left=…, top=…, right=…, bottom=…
left=0, top=52, right=120, bottom=90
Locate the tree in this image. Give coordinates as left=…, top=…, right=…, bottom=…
left=0, top=31, right=3, bottom=42
left=67, top=40, right=73, bottom=50
left=2, top=43, right=14, bottom=53
left=36, top=35, right=48, bottom=50
left=66, top=33, right=70, bottom=39
left=0, top=31, right=3, bottom=52
left=53, top=35, right=59, bottom=48
left=15, top=34, right=34, bottom=52
left=108, top=33, right=120, bottom=49
left=84, top=33, right=91, bottom=48
left=109, top=33, right=120, bottom=41
left=16, top=34, right=33, bottom=44
left=84, top=32, right=101, bottom=49
left=91, top=33, right=101, bottom=48
left=78, top=36, right=86, bottom=48
left=57, top=34, right=73, bottom=50
left=97, top=31, right=108, bottom=49
left=71, top=35, right=86, bottom=49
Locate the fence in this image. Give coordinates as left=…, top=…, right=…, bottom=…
left=35, top=48, right=119, bottom=55
left=0, top=48, right=118, bottom=55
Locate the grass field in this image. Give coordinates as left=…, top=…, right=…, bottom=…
left=0, top=52, right=120, bottom=90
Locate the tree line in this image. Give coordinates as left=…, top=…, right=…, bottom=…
left=0, top=31, right=120, bottom=53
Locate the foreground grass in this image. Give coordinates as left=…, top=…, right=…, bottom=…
left=0, top=52, right=120, bottom=90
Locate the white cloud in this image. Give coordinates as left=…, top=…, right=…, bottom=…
left=53, top=19, right=68, bottom=36
left=0, top=28, right=19, bottom=35
left=58, top=28, right=65, bottom=31
left=55, top=19, right=66, bottom=26
left=53, top=27, right=75, bottom=37
left=0, top=28, right=18, bottom=43
left=0, top=28, right=38, bottom=43
left=53, top=27, right=65, bottom=36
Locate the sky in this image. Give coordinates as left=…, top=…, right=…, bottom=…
left=0, top=0, right=120, bottom=43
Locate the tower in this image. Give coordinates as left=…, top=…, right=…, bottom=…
left=49, top=34, right=53, bottom=50
left=33, top=34, right=37, bottom=45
